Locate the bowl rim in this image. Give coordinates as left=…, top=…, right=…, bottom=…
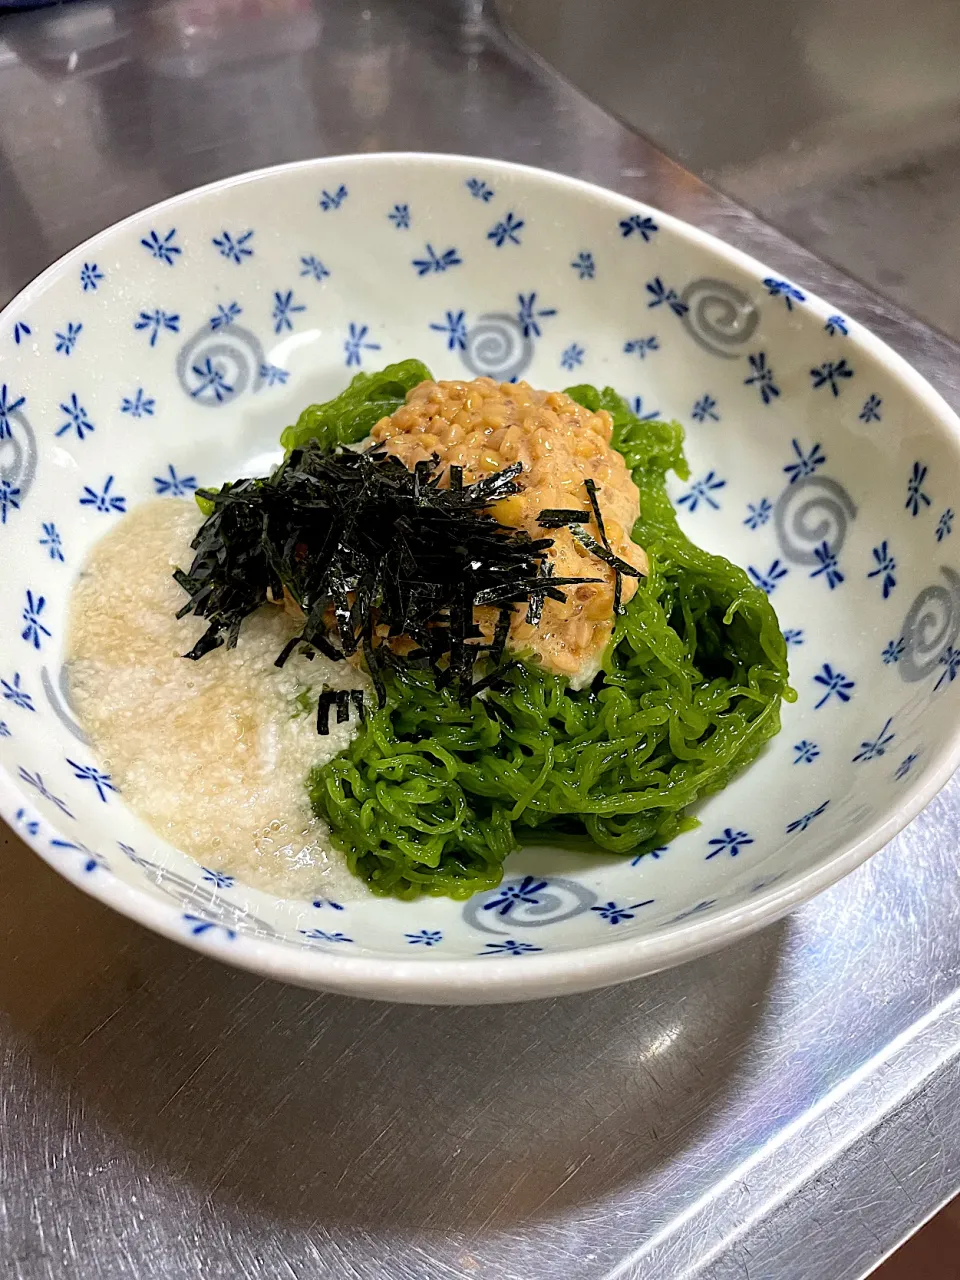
left=2, top=149, right=959, bottom=1002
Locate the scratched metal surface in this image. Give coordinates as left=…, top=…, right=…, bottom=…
left=1, top=3, right=960, bottom=1278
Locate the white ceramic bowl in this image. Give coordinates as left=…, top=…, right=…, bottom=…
left=1, top=153, right=959, bottom=1003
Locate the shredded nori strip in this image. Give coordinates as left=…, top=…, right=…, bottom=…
left=175, top=443, right=601, bottom=720
left=536, top=509, right=591, bottom=527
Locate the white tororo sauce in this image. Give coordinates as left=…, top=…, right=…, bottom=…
left=66, top=499, right=368, bottom=900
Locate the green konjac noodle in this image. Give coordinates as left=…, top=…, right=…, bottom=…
left=307, top=374, right=793, bottom=900
left=280, top=358, right=434, bottom=455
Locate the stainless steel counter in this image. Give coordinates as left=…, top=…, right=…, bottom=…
left=2, top=3, right=960, bottom=1278
left=499, top=0, right=960, bottom=344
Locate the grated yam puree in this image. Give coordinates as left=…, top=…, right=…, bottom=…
left=66, top=499, right=368, bottom=900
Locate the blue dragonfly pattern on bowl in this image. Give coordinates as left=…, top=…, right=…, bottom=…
left=54, top=322, right=82, bottom=356
left=692, top=394, right=719, bottom=422
left=748, top=560, right=788, bottom=594
left=20, top=591, right=50, bottom=650
left=430, top=310, right=468, bottom=351
left=0, top=384, right=26, bottom=438
left=744, top=352, right=779, bottom=404
left=39, top=523, right=64, bottom=563
left=488, top=212, right=524, bottom=247
left=121, top=388, right=155, bottom=418
left=141, top=228, right=182, bottom=266
left=412, top=244, right=461, bottom=276
left=571, top=251, right=595, bottom=279
left=744, top=498, right=772, bottom=529
left=80, top=262, right=104, bottom=291
left=213, top=230, right=254, bottom=264
left=764, top=277, right=805, bottom=309
left=852, top=718, right=895, bottom=763
left=906, top=462, right=932, bottom=516
left=135, top=309, right=180, bottom=346
left=271, top=290, right=305, bottom=333
left=56, top=394, right=94, bottom=442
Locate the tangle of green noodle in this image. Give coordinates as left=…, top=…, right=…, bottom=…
left=308, top=375, right=793, bottom=899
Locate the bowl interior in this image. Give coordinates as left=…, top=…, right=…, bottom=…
left=1, top=153, right=958, bottom=995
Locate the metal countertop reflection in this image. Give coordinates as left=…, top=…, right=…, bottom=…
left=1, top=3, right=959, bottom=1279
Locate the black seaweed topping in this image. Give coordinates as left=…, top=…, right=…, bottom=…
left=536, top=479, right=640, bottom=616
left=175, top=443, right=602, bottom=722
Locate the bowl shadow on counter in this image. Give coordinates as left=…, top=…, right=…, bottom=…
left=10, top=878, right=788, bottom=1237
